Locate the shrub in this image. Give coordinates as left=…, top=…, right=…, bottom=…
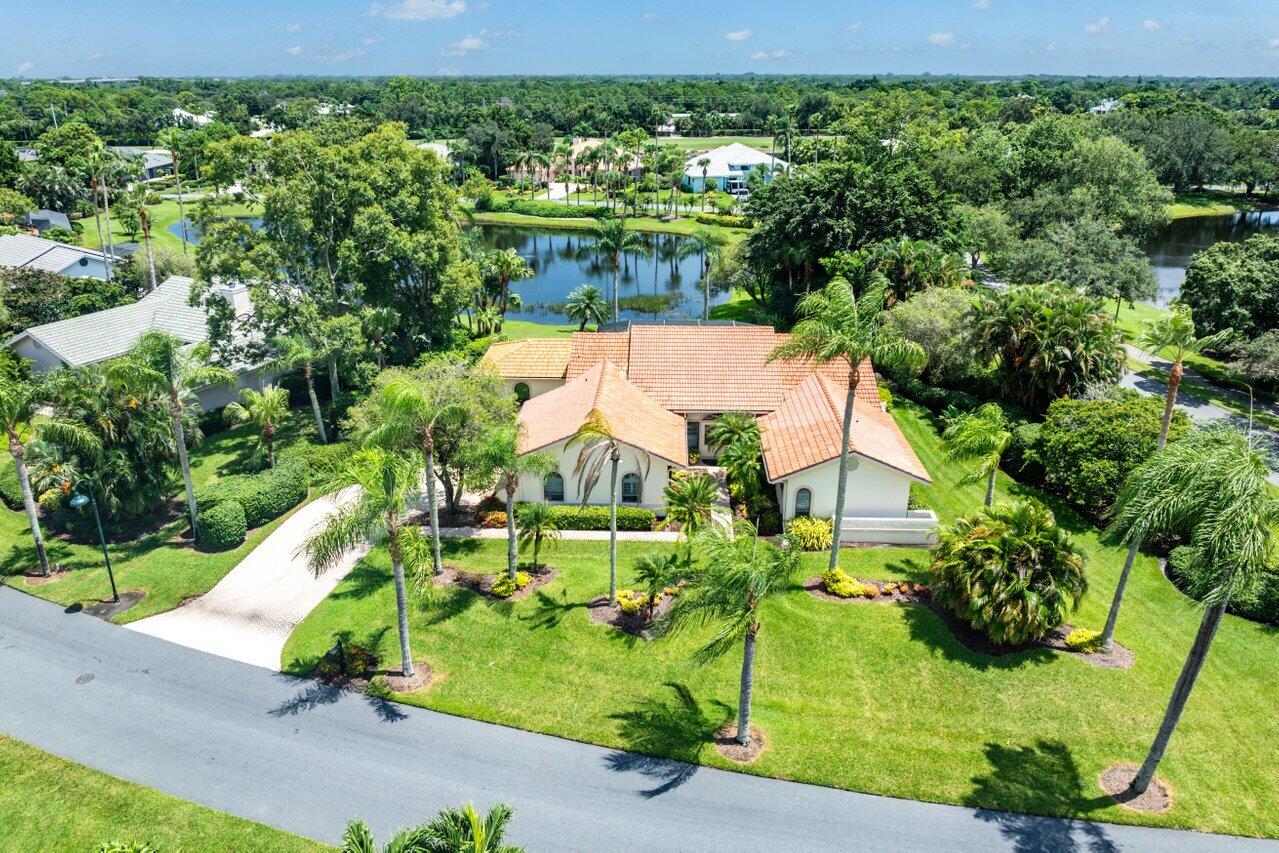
left=1168, top=545, right=1279, bottom=625
left=491, top=570, right=532, bottom=598
left=193, top=460, right=307, bottom=528
left=197, top=405, right=230, bottom=439
left=1064, top=628, right=1104, bottom=653
left=195, top=500, right=247, bottom=551
left=891, top=376, right=981, bottom=415
left=0, top=459, right=21, bottom=510
left=1003, top=422, right=1044, bottom=483
left=877, top=382, right=893, bottom=411
left=850, top=581, right=879, bottom=598
left=481, top=510, right=508, bottom=529
left=694, top=212, right=750, bottom=228
left=931, top=499, right=1087, bottom=645
left=1038, top=393, right=1189, bottom=517
left=787, top=516, right=833, bottom=552
left=480, top=195, right=612, bottom=219
left=476, top=493, right=505, bottom=515
left=277, top=441, right=348, bottom=486
left=616, top=588, right=650, bottom=615
left=821, top=567, right=856, bottom=598
left=514, top=503, right=655, bottom=531
left=315, top=640, right=378, bottom=681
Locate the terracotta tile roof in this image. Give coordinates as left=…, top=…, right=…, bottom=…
left=759, top=372, right=931, bottom=484
left=480, top=338, right=571, bottom=380
left=517, top=360, right=687, bottom=466
left=565, top=332, right=630, bottom=378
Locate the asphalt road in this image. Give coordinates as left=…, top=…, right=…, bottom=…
left=0, top=587, right=1273, bottom=852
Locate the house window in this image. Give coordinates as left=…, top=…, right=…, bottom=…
left=621, top=473, right=641, bottom=504
left=514, top=382, right=530, bottom=403
left=795, top=488, right=812, bottom=518
left=687, top=421, right=700, bottom=452
left=544, top=472, right=565, bottom=502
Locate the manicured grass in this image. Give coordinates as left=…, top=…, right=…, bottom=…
left=1166, top=192, right=1259, bottom=220
left=79, top=198, right=262, bottom=254
left=2, top=414, right=320, bottom=623
left=656, top=135, right=782, bottom=152
left=0, top=735, right=323, bottom=850
left=285, top=399, right=1279, bottom=838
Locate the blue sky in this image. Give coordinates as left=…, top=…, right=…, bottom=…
left=3, top=1, right=1279, bottom=78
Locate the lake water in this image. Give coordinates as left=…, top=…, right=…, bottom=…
left=1143, top=209, right=1279, bottom=304
left=167, top=216, right=263, bottom=244
left=477, top=225, right=726, bottom=323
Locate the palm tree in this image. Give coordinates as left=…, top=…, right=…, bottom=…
left=564, top=284, right=607, bottom=331
left=516, top=501, right=560, bottom=573
left=303, top=446, right=431, bottom=680
left=663, top=472, right=718, bottom=534
left=113, top=332, right=235, bottom=537
left=696, top=157, right=711, bottom=210
left=769, top=277, right=926, bottom=571
left=483, top=247, right=534, bottom=327
left=269, top=334, right=328, bottom=445
left=942, top=403, right=1012, bottom=508
left=134, top=188, right=159, bottom=290
left=480, top=424, right=555, bottom=579
left=585, top=218, right=648, bottom=323
left=156, top=126, right=190, bottom=254
left=655, top=520, right=799, bottom=747
left=567, top=409, right=649, bottom=605
left=705, top=412, right=759, bottom=456
left=224, top=385, right=290, bottom=468
left=676, top=228, right=729, bottom=321
left=632, top=549, right=688, bottom=623
left=1106, top=427, right=1278, bottom=795
left=342, top=802, right=522, bottom=853
left=1098, top=304, right=1233, bottom=653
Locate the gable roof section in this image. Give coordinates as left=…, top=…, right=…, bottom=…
left=517, top=360, right=687, bottom=466
left=759, top=370, right=931, bottom=484
left=0, top=233, right=108, bottom=273
left=7, top=276, right=207, bottom=367
left=565, top=331, right=630, bottom=378
left=480, top=338, right=571, bottom=380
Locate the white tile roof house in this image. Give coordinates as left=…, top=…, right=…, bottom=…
left=6, top=276, right=274, bottom=411
left=0, top=233, right=112, bottom=279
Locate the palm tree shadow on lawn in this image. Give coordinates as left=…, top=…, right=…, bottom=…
left=519, top=588, right=590, bottom=630
left=965, top=739, right=1120, bottom=853
left=604, top=682, right=732, bottom=799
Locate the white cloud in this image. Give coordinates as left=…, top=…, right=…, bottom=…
left=279, top=21, right=302, bottom=32
left=1268, top=37, right=1279, bottom=49
left=363, top=36, right=382, bottom=45
left=846, top=21, right=863, bottom=33
left=972, top=0, right=991, bottom=10
left=640, top=11, right=662, bottom=21
left=929, top=32, right=955, bottom=46
left=750, top=49, right=791, bottom=60
left=1084, top=16, right=1112, bottom=35
left=17, top=61, right=34, bottom=73
left=87, top=51, right=104, bottom=60
left=1044, top=41, right=1057, bottom=52
left=724, top=29, right=751, bottom=42
left=438, top=34, right=489, bottom=56
left=1142, top=19, right=1165, bottom=30
left=283, top=45, right=366, bottom=62
left=370, top=0, right=466, bottom=20
left=437, top=67, right=459, bottom=76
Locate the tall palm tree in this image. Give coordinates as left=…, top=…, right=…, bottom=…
left=696, top=157, right=711, bottom=210
left=769, top=277, right=926, bottom=571
left=941, top=403, right=1012, bottom=508
left=675, top=228, right=728, bottom=320
left=564, top=283, right=607, bottom=331
left=303, top=446, right=431, bottom=679
left=224, top=385, right=289, bottom=468
left=269, top=334, right=328, bottom=445
left=156, top=126, right=190, bottom=254
left=1106, top=427, right=1278, bottom=795
left=1099, top=304, right=1233, bottom=653
left=585, top=218, right=648, bottom=323
left=113, top=332, right=235, bottom=537
left=134, top=188, right=159, bottom=290
left=567, top=409, right=649, bottom=605
left=480, top=424, right=555, bottom=580
left=655, top=520, right=799, bottom=747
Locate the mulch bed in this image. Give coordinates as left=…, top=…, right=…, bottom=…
left=1100, top=764, right=1171, bottom=813
left=311, top=645, right=435, bottom=695
left=586, top=594, right=674, bottom=639
left=714, top=724, right=766, bottom=763
left=438, top=565, right=558, bottom=602
left=802, top=576, right=930, bottom=605
left=380, top=663, right=434, bottom=693
left=81, top=590, right=145, bottom=621
left=1045, top=626, right=1135, bottom=670
left=21, top=565, right=71, bottom=586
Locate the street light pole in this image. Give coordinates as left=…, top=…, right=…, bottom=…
left=71, top=485, right=118, bottom=604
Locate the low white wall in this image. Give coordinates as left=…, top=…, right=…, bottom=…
left=196, top=367, right=278, bottom=412
left=839, top=510, right=939, bottom=547
left=507, top=377, right=564, bottom=402
left=517, top=438, right=675, bottom=515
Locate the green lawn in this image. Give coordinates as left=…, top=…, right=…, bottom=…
left=2, top=414, right=320, bottom=623
left=1165, top=191, right=1261, bottom=220
left=284, top=399, right=1279, bottom=838
left=0, top=735, right=323, bottom=850
left=79, top=198, right=262, bottom=254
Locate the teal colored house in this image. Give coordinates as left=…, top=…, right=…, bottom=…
left=682, top=142, right=787, bottom=194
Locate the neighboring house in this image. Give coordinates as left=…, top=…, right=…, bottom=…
left=0, top=233, right=110, bottom=280
left=172, top=107, right=214, bottom=126
left=20, top=209, right=71, bottom=235
left=417, top=141, right=451, bottom=160
left=5, top=275, right=271, bottom=411
left=111, top=146, right=175, bottom=180
left=1089, top=98, right=1121, bottom=115
left=682, top=143, right=786, bottom=195
left=16, top=147, right=39, bottom=163
left=482, top=324, right=937, bottom=544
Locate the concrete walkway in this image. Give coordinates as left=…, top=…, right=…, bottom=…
left=2, top=586, right=1272, bottom=852
left=439, top=527, right=679, bottom=541
left=127, top=488, right=366, bottom=670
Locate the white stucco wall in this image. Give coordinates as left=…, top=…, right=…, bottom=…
left=57, top=257, right=110, bottom=279
left=10, top=336, right=66, bottom=371
left=195, top=367, right=278, bottom=412
left=506, top=377, right=563, bottom=402
left=777, top=453, right=914, bottom=521
left=517, top=439, right=676, bottom=515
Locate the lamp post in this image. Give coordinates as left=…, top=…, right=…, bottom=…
left=70, top=486, right=118, bottom=604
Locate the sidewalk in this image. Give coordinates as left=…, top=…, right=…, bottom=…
left=439, top=526, right=680, bottom=542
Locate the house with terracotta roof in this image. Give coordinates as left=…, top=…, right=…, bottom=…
left=482, top=324, right=938, bottom=544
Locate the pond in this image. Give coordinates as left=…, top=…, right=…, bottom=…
left=1143, top=209, right=1279, bottom=305
left=476, top=225, right=727, bottom=324
left=167, top=216, right=263, bottom=244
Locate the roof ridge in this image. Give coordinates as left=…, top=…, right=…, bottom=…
left=591, top=359, right=613, bottom=409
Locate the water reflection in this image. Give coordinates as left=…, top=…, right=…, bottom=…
left=1143, top=209, right=1279, bottom=304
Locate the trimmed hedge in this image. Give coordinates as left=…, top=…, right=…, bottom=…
left=277, top=441, right=349, bottom=487
left=196, top=500, right=247, bottom=551
left=192, top=460, right=307, bottom=529
left=515, top=503, right=656, bottom=531
left=477, top=195, right=613, bottom=220
left=694, top=212, right=751, bottom=228
left=0, top=458, right=22, bottom=511
left=1169, top=546, right=1279, bottom=625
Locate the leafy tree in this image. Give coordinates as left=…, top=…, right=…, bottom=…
left=954, top=203, right=1014, bottom=270
left=662, top=472, right=718, bottom=535
left=224, top=385, right=290, bottom=468
left=564, top=284, right=607, bottom=331
left=0, top=188, right=34, bottom=222
left=1180, top=233, right=1279, bottom=338
left=1230, top=330, right=1279, bottom=391
left=654, top=520, right=799, bottom=748
left=0, top=142, right=19, bottom=189
left=516, top=501, right=560, bottom=572
left=304, top=446, right=432, bottom=680
left=1106, top=428, right=1278, bottom=796
left=942, top=403, right=1011, bottom=508
left=113, top=332, right=235, bottom=537
left=585, top=219, right=648, bottom=323
left=0, top=267, right=132, bottom=337
left=931, top=499, right=1087, bottom=645
left=769, top=277, right=925, bottom=571
left=881, top=287, right=980, bottom=387
left=1064, top=135, right=1171, bottom=238
left=970, top=284, right=1124, bottom=412
left=476, top=423, right=555, bottom=579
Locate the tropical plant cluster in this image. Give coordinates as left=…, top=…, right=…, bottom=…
left=786, top=516, right=833, bottom=552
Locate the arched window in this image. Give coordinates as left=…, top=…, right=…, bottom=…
left=544, top=472, right=564, bottom=502
left=621, top=472, right=641, bottom=504
left=514, top=382, right=530, bottom=404
left=794, top=488, right=812, bottom=518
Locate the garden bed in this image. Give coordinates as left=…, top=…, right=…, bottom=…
left=586, top=592, right=674, bottom=639
left=714, top=724, right=766, bottom=763
left=310, top=641, right=434, bottom=694
left=438, top=564, right=558, bottom=601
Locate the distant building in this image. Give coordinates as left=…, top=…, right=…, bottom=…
left=0, top=233, right=111, bottom=280
left=682, top=143, right=785, bottom=195
left=20, top=209, right=72, bottom=235
left=1089, top=98, right=1122, bottom=115
left=110, top=147, right=175, bottom=180
left=16, top=147, right=39, bottom=162
left=172, top=107, right=214, bottom=126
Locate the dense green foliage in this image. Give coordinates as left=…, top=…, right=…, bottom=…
left=513, top=503, right=655, bottom=531
left=1168, top=546, right=1279, bottom=626
left=1180, top=233, right=1279, bottom=338
left=192, top=460, right=307, bottom=529
left=195, top=499, right=247, bottom=551
left=0, top=267, right=134, bottom=337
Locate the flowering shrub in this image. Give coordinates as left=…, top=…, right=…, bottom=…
left=491, top=570, right=532, bottom=598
